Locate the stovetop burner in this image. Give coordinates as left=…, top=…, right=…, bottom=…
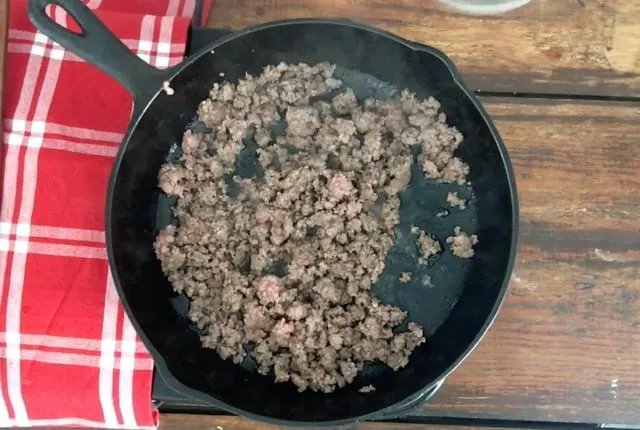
left=151, top=26, right=443, bottom=418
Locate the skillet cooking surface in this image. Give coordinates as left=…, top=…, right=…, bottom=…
left=156, top=64, right=478, bottom=344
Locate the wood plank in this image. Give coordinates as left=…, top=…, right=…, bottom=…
left=160, top=414, right=531, bottom=430
left=160, top=98, right=640, bottom=425
left=205, top=0, right=640, bottom=97
left=419, top=97, right=640, bottom=424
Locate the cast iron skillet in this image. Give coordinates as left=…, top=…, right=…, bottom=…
left=28, top=0, right=519, bottom=425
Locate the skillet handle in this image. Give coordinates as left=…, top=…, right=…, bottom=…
left=27, top=0, right=167, bottom=106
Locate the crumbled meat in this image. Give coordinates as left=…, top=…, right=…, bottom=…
left=446, top=191, right=466, bottom=209
left=181, top=130, right=202, bottom=155
left=157, top=164, right=186, bottom=197
left=286, top=106, right=320, bottom=136
left=436, top=209, right=449, bottom=218
left=412, top=226, right=441, bottom=263
left=162, top=81, right=174, bottom=95
left=440, top=157, right=469, bottom=185
left=327, top=173, right=355, bottom=200
left=256, top=275, right=284, bottom=305
left=399, top=272, right=412, bottom=283
left=359, top=384, right=376, bottom=393
left=154, top=62, right=470, bottom=394
left=446, top=226, right=479, bottom=259
left=332, top=89, right=357, bottom=115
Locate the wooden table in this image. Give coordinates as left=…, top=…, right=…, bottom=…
left=162, top=1, right=640, bottom=428
left=3, top=1, right=639, bottom=429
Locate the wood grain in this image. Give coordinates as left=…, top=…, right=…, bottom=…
left=205, top=0, right=640, bottom=98
left=420, top=97, right=640, bottom=424
left=160, top=414, right=532, bottom=430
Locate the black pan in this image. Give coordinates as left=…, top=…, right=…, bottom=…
left=28, top=0, right=518, bottom=425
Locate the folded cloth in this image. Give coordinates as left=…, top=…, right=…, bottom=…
left=0, top=0, right=211, bottom=427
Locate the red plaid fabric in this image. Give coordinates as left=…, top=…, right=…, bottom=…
left=0, top=0, right=212, bottom=427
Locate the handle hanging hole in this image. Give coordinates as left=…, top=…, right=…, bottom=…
left=44, top=3, right=84, bottom=35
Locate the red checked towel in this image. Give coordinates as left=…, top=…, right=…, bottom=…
left=0, top=0, right=211, bottom=427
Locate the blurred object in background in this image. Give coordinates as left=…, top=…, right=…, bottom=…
left=438, top=0, right=532, bottom=14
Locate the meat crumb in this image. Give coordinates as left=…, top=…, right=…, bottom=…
left=412, top=226, right=441, bottom=262
left=155, top=62, right=470, bottom=394
left=162, top=81, right=174, bottom=95
left=359, top=385, right=376, bottom=393
left=446, top=226, right=479, bottom=259
left=436, top=209, right=449, bottom=218
left=399, top=272, right=412, bottom=283
left=446, top=191, right=466, bottom=209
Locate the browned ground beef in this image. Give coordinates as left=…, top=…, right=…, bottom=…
left=399, top=272, right=412, bottom=283
left=154, top=62, right=474, bottom=393
left=412, top=225, right=442, bottom=264
left=446, top=191, right=467, bottom=209
left=358, top=384, right=376, bottom=393
left=446, top=226, right=479, bottom=259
